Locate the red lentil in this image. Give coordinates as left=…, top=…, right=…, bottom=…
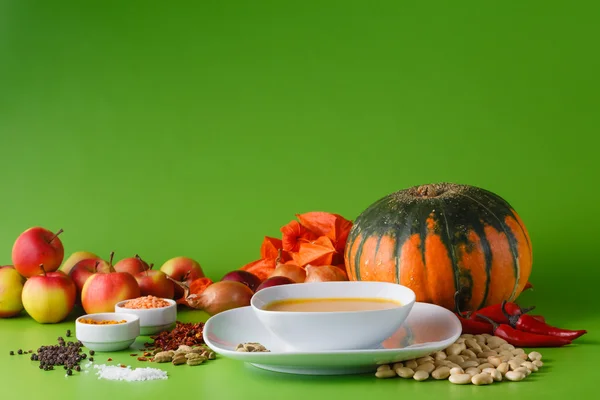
left=121, top=296, right=171, bottom=309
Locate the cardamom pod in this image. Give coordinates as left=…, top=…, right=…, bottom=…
left=153, top=351, right=173, bottom=363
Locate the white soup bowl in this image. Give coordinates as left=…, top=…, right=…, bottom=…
left=251, top=281, right=416, bottom=352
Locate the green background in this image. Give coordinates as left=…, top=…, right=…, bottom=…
left=0, top=0, right=597, bottom=398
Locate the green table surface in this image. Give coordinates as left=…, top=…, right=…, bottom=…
left=0, top=292, right=597, bottom=399
left=1, top=0, right=599, bottom=398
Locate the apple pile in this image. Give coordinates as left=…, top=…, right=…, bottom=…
left=1, top=211, right=354, bottom=322
left=0, top=226, right=206, bottom=323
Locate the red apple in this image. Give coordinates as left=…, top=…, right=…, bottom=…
left=134, top=269, right=175, bottom=299
left=114, top=254, right=150, bottom=276
left=159, top=256, right=205, bottom=299
left=68, top=258, right=111, bottom=304
left=21, top=265, right=76, bottom=323
left=81, top=252, right=140, bottom=314
left=60, top=251, right=100, bottom=275
left=0, top=266, right=25, bottom=317
left=12, top=227, right=65, bottom=278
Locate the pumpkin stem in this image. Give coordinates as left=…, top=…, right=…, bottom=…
left=415, top=184, right=443, bottom=198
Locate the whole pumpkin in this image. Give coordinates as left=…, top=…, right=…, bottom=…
left=344, top=183, right=532, bottom=312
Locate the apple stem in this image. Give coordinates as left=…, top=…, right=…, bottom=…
left=39, top=264, right=46, bottom=276
left=108, top=251, right=115, bottom=272
left=94, top=261, right=100, bottom=273
left=48, top=229, right=64, bottom=244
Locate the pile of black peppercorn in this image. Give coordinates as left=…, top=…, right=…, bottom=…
left=10, top=330, right=94, bottom=376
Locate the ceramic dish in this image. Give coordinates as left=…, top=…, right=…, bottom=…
left=203, top=302, right=461, bottom=375
left=75, top=312, right=140, bottom=352
left=114, top=298, right=177, bottom=335
left=251, top=281, right=416, bottom=351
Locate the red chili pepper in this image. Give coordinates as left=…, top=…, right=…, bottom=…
left=476, top=314, right=572, bottom=347
left=453, top=292, right=493, bottom=334
left=468, top=301, right=535, bottom=324
left=501, top=301, right=587, bottom=340
left=530, top=314, right=546, bottom=323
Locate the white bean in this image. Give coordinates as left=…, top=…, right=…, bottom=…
left=434, top=351, right=447, bottom=361
left=449, top=373, right=472, bottom=384
left=395, top=367, right=415, bottom=378
left=478, top=362, right=494, bottom=370
left=461, top=360, right=480, bottom=369
left=375, top=369, right=397, bottom=378
left=450, top=367, right=464, bottom=375
left=488, top=356, right=502, bottom=367
left=432, top=366, right=451, bottom=380
left=417, top=356, right=434, bottom=365
left=505, top=371, right=526, bottom=381
left=521, top=361, right=538, bottom=372
left=512, top=348, right=525, bottom=355
left=472, top=373, right=494, bottom=385
left=446, top=355, right=465, bottom=364
left=528, top=351, right=542, bottom=362
left=465, top=367, right=481, bottom=377
left=461, top=349, right=478, bottom=359
left=377, top=364, right=391, bottom=372
left=480, top=344, right=492, bottom=352
left=404, top=360, right=418, bottom=369
left=461, top=334, right=474, bottom=339
left=474, top=335, right=486, bottom=345
left=446, top=343, right=466, bottom=356
left=413, top=370, right=429, bottom=381
left=392, top=362, right=404, bottom=370
left=483, top=368, right=503, bottom=382
left=514, top=366, right=531, bottom=376
left=497, top=362, right=509, bottom=375
left=478, top=350, right=498, bottom=358
left=500, top=343, right=515, bottom=351
left=533, top=360, right=544, bottom=369
left=486, top=337, right=507, bottom=349
left=416, top=362, right=435, bottom=374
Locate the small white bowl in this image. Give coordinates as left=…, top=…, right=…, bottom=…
left=114, top=298, right=177, bottom=335
left=251, top=281, right=416, bottom=352
left=75, top=313, right=140, bottom=352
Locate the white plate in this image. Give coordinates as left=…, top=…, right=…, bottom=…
left=203, top=302, right=461, bottom=375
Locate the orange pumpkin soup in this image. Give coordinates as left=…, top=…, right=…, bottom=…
left=263, top=297, right=402, bottom=312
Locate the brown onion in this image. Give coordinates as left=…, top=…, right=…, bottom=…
left=269, top=263, right=306, bottom=283
left=304, top=264, right=348, bottom=283
left=171, top=279, right=254, bottom=315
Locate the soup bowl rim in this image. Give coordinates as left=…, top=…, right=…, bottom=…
left=251, top=281, right=416, bottom=315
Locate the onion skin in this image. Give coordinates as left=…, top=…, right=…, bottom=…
left=255, top=276, right=295, bottom=292
left=186, top=280, right=254, bottom=315
left=304, top=264, right=348, bottom=283
left=269, top=264, right=306, bottom=283
left=221, top=270, right=261, bottom=292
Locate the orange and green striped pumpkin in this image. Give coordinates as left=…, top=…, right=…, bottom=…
left=344, top=183, right=532, bottom=312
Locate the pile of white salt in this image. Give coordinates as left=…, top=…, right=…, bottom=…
left=93, top=364, right=168, bottom=381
